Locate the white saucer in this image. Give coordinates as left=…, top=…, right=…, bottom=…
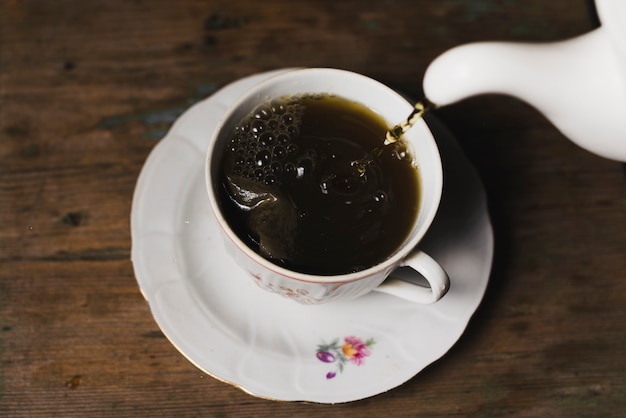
left=131, top=69, right=494, bottom=404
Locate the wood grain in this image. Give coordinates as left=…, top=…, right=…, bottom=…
left=1, top=0, right=625, bottom=416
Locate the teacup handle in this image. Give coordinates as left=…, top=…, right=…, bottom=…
left=373, top=250, right=450, bottom=304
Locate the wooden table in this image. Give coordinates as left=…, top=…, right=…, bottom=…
left=2, top=0, right=625, bottom=416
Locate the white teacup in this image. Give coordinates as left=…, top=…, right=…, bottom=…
left=205, top=68, right=449, bottom=305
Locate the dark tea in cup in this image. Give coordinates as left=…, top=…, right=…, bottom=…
left=217, top=93, right=421, bottom=275
left=206, top=68, right=447, bottom=305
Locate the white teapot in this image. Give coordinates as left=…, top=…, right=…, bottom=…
left=423, top=0, right=626, bottom=162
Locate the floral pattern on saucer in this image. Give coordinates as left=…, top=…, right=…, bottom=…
left=316, top=336, right=375, bottom=379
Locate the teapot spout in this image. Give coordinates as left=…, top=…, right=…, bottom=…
left=423, top=29, right=626, bottom=161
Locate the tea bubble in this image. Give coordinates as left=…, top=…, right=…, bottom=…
left=251, top=120, right=265, bottom=134
left=284, top=162, right=296, bottom=177
left=271, top=103, right=286, bottom=115
left=277, top=133, right=290, bottom=145
left=264, top=174, right=277, bottom=185
left=270, top=161, right=282, bottom=174
left=286, top=143, right=298, bottom=155
left=254, top=108, right=272, bottom=120
left=259, top=132, right=275, bottom=147
left=255, top=150, right=271, bottom=167
left=272, top=145, right=286, bottom=160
